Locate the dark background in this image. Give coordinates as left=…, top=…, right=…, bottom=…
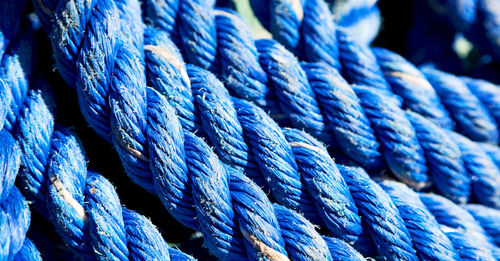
left=27, top=1, right=417, bottom=259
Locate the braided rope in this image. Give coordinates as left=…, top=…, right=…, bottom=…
left=32, top=0, right=366, bottom=259
left=12, top=35, right=194, bottom=261
left=0, top=2, right=195, bottom=259
left=32, top=0, right=500, bottom=260
left=140, top=0, right=500, bottom=256
left=162, top=0, right=500, bottom=207
left=0, top=1, right=42, bottom=259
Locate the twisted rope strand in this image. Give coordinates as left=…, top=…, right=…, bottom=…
left=466, top=204, right=500, bottom=247
left=199, top=0, right=500, bottom=206
left=35, top=0, right=500, bottom=260
left=33, top=0, right=365, bottom=259
left=421, top=193, right=500, bottom=260
left=142, top=34, right=467, bottom=259
left=203, top=76, right=416, bottom=258
left=15, top=77, right=195, bottom=261
left=140, top=10, right=395, bottom=257
left=378, top=180, right=460, bottom=260
left=0, top=2, right=43, bottom=259
left=142, top=0, right=500, bottom=259
left=153, top=0, right=499, bottom=207
left=153, top=41, right=402, bottom=258
left=0, top=4, right=195, bottom=259
left=185, top=61, right=373, bottom=255
left=265, top=0, right=500, bottom=145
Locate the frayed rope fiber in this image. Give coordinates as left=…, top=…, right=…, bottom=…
left=0, top=1, right=40, bottom=259
left=33, top=0, right=368, bottom=259
left=161, top=0, right=500, bottom=207
left=0, top=0, right=490, bottom=260
left=24, top=0, right=500, bottom=260
left=1, top=1, right=196, bottom=260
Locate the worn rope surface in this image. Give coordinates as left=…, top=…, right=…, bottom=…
left=11, top=0, right=497, bottom=260
left=179, top=0, right=500, bottom=207
left=32, top=0, right=369, bottom=260
left=0, top=1, right=41, bottom=259
left=142, top=0, right=500, bottom=258
left=1, top=1, right=196, bottom=260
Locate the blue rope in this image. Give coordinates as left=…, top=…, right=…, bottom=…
left=12, top=239, right=41, bottom=261
left=371, top=47, right=454, bottom=129
left=186, top=0, right=500, bottom=206
left=461, top=77, right=500, bottom=131
left=324, top=0, right=381, bottom=45
left=185, top=62, right=420, bottom=258
left=0, top=182, right=31, bottom=260
left=337, top=165, right=416, bottom=260
left=352, top=84, right=429, bottom=188
left=378, top=180, right=460, bottom=260
left=0, top=130, right=21, bottom=208
left=404, top=111, right=470, bottom=204
left=301, top=0, right=341, bottom=69
left=482, top=142, right=500, bottom=169
left=187, top=63, right=366, bottom=253
left=0, top=1, right=40, bottom=259
left=33, top=0, right=500, bottom=259
left=322, top=237, right=365, bottom=261
left=148, top=0, right=500, bottom=256
left=421, top=193, right=500, bottom=260
left=139, top=1, right=500, bottom=258
left=253, top=0, right=381, bottom=56
left=0, top=3, right=195, bottom=259
left=14, top=75, right=195, bottom=261
left=421, top=66, right=498, bottom=143
left=449, top=132, right=500, bottom=208
left=256, top=39, right=332, bottom=142
left=34, top=0, right=367, bottom=259
left=214, top=10, right=279, bottom=113
left=144, top=27, right=199, bottom=132
left=137, top=36, right=500, bottom=258
left=259, top=0, right=500, bottom=147
left=466, top=204, right=500, bottom=247
left=272, top=204, right=331, bottom=260
left=300, top=62, right=383, bottom=171
left=187, top=64, right=266, bottom=188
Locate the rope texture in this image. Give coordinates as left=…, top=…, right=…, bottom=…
left=31, top=0, right=500, bottom=260
left=222, top=0, right=500, bottom=208
left=0, top=1, right=40, bottom=259
left=1, top=1, right=195, bottom=260
left=32, top=0, right=369, bottom=260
